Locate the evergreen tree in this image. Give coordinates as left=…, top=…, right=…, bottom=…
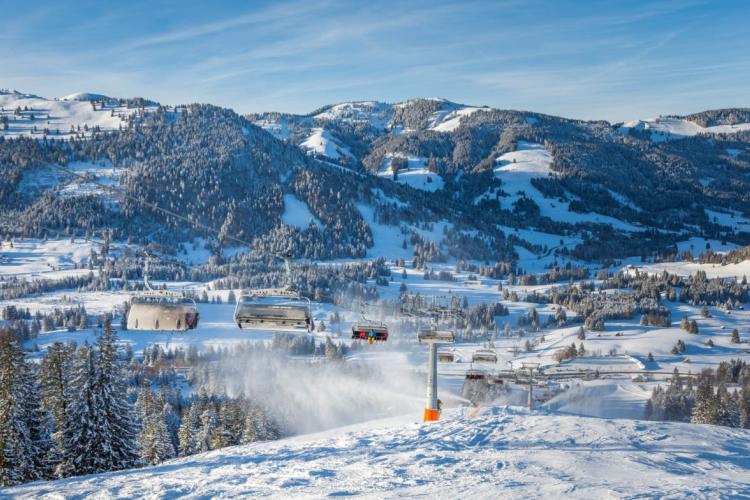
left=138, top=413, right=176, bottom=465
left=60, top=323, right=140, bottom=477
left=197, top=408, right=217, bottom=453
left=177, top=404, right=200, bottom=456
left=0, top=330, right=52, bottom=485
left=730, top=329, right=740, bottom=344
left=59, top=343, right=101, bottom=476
left=691, top=375, right=719, bottom=425
left=39, top=342, right=75, bottom=467
left=740, top=384, right=750, bottom=429
left=93, top=321, right=141, bottom=471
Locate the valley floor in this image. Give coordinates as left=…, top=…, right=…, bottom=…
left=4, top=406, right=750, bottom=499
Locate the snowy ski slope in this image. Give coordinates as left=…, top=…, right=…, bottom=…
left=6, top=406, right=750, bottom=498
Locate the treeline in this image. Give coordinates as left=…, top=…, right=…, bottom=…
left=646, top=365, right=750, bottom=429
left=0, top=323, right=291, bottom=487
left=0, top=323, right=139, bottom=485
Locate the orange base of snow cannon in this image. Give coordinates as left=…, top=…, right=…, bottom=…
left=423, top=408, right=440, bottom=422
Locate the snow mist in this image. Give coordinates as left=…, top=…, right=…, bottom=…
left=210, top=350, right=426, bottom=435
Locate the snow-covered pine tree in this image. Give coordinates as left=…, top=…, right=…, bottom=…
left=60, top=323, right=140, bottom=477
left=177, top=403, right=201, bottom=456
left=18, top=360, right=53, bottom=480
left=218, top=399, right=243, bottom=447
left=93, top=321, right=141, bottom=471
left=0, top=330, right=52, bottom=486
left=740, top=384, right=750, bottom=429
left=691, top=375, right=719, bottom=425
left=39, top=341, right=75, bottom=469
left=138, top=413, right=176, bottom=465
left=59, top=342, right=102, bottom=477
left=197, top=408, right=218, bottom=452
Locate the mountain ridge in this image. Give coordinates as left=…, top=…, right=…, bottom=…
left=2, top=88, right=750, bottom=265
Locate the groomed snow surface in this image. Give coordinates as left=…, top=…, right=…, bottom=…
left=7, top=406, right=750, bottom=498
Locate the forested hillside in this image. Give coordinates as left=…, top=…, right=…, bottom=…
left=2, top=91, right=750, bottom=264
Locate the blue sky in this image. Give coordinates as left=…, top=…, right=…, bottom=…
left=1, top=0, right=748, bottom=121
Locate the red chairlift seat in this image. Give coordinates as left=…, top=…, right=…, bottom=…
left=351, top=320, right=389, bottom=342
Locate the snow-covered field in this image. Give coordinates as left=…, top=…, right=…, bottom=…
left=6, top=406, right=750, bottom=498
left=620, top=116, right=750, bottom=142
left=3, top=235, right=750, bottom=497
left=0, top=238, right=99, bottom=279
left=377, top=155, right=444, bottom=192
left=300, top=127, right=353, bottom=160
left=0, top=90, right=156, bottom=139
left=478, top=141, right=641, bottom=231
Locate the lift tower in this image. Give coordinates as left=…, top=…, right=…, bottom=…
left=521, top=362, right=540, bottom=410
left=418, top=330, right=456, bottom=421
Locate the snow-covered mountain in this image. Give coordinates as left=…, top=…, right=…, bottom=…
left=6, top=406, right=749, bottom=498
left=3, top=88, right=750, bottom=264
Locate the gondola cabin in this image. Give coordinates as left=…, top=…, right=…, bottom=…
left=234, top=291, right=313, bottom=332
left=471, top=349, right=498, bottom=363
left=128, top=300, right=199, bottom=332
left=351, top=321, right=389, bottom=342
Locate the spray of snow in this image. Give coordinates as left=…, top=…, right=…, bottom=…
left=214, top=349, right=425, bottom=435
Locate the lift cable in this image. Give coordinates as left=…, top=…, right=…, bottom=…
left=47, top=163, right=255, bottom=249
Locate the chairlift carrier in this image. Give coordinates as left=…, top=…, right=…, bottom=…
left=233, top=254, right=314, bottom=332
left=351, top=319, right=389, bottom=342
left=127, top=257, right=200, bottom=332
left=234, top=288, right=314, bottom=332
left=465, top=368, right=487, bottom=380
left=471, top=349, right=498, bottom=363
left=418, top=329, right=456, bottom=343
left=437, top=349, right=455, bottom=363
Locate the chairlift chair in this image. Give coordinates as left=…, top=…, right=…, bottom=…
left=418, top=329, right=456, bottom=343
left=465, top=369, right=487, bottom=381
left=127, top=257, right=199, bottom=332
left=128, top=291, right=200, bottom=332
left=471, top=349, right=498, bottom=364
left=234, top=288, right=314, bottom=332
left=234, top=253, right=314, bottom=333
left=437, top=349, right=455, bottom=363
left=351, top=319, right=389, bottom=343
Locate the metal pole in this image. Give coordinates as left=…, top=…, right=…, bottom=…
left=527, top=367, right=533, bottom=409
left=424, top=342, right=440, bottom=421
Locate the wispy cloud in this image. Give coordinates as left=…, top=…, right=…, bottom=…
left=0, top=0, right=747, bottom=121
left=124, top=0, right=333, bottom=50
